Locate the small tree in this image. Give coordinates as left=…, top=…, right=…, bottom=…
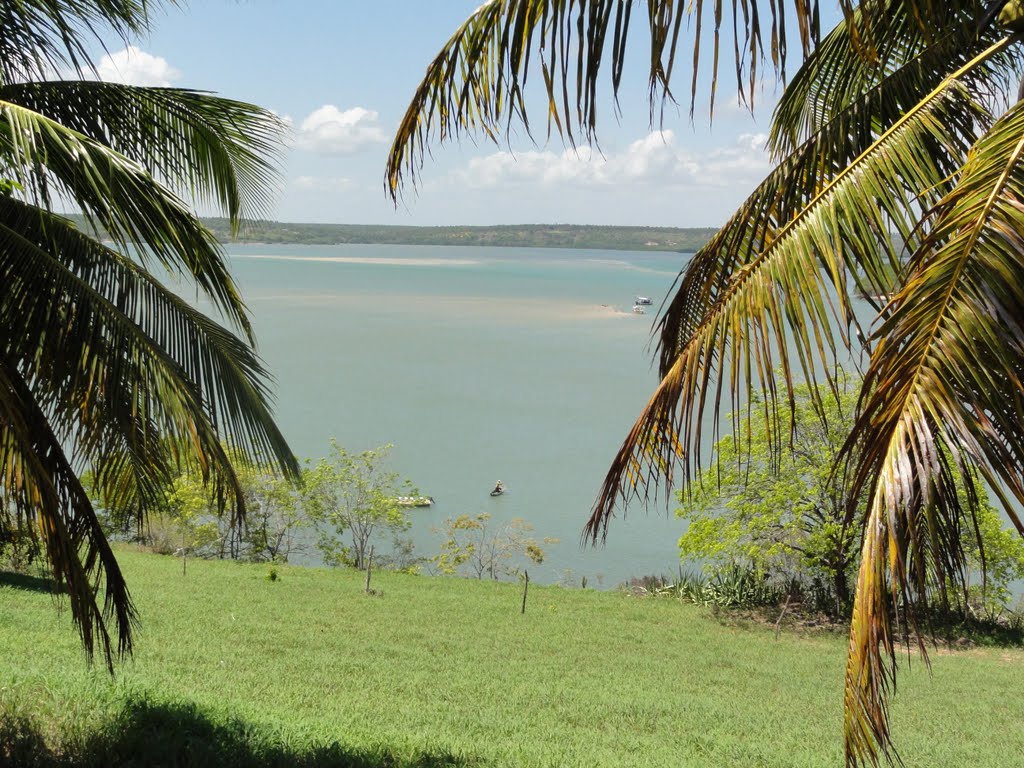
left=679, top=371, right=1024, bottom=619
left=307, top=442, right=415, bottom=570
left=228, top=461, right=309, bottom=563
left=433, top=513, right=555, bottom=580
left=678, top=373, right=861, bottom=615
left=960, top=490, right=1024, bottom=621
left=88, top=456, right=308, bottom=564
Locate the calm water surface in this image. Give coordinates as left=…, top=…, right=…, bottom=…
left=221, top=243, right=691, bottom=586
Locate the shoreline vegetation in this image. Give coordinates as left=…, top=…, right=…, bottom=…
left=2, top=547, right=1022, bottom=767
left=66, top=214, right=716, bottom=252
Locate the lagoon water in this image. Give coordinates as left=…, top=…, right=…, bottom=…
left=221, top=243, right=690, bottom=586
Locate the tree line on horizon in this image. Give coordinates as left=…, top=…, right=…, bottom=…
left=64, top=213, right=716, bottom=252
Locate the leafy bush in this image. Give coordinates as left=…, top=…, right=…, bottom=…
left=432, top=513, right=557, bottom=580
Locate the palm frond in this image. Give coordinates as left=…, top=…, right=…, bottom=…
left=385, top=0, right=833, bottom=199
left=842, top=93, right=1024, bottom=766
left=657, top=27, right=1004, bottom=384
left=0, top=97, right=254, bottom=338
left=770, top=2, right=1012, bottom=157
left=0, top=200, right=299, bottom=521
left=0, top=1, right=160, bottom=84
left=586, top=37, right=1009, bottom=542
left=0, top=81, right=285, bottom=228
left=0, top=357, right=136, bottom=667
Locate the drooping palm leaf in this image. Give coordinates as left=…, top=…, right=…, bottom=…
left=769, top=1, right=1014, bottom=156
left=655, top=20, right=1008, bottom=390
left=585, top=38, right=1007, bottom=543
left=0, top=357, right=136, bottom=666
left=0, top=97, right=256, bottom=338
left=0, top=197, right=298, bottom=664
left=654, top=0, right=1015, bottom=400
left=1, top=81, right=284, bottom=228
left=0, top=198, right=298, bottom=491
left=385, top=0, right=840, bottom=199
left=842, top=93, right=1024, bottom=763
left=0, top=1, right=159, bottom=84
left=0, top=0, right=295, bottom=669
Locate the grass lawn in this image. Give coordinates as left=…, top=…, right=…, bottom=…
left=1, top=548, right=1021, bottom=767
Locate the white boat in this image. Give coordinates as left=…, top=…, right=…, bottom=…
left=632, top=305, right=646, bottom=314
left=634, top=296, right=653, bottom=305
left=395, top=495, right=434, bottom=507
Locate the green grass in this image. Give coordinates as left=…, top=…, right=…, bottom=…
left=1, top=549, right=1022, bottom=767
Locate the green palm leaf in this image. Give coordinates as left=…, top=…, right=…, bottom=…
left=843, top=94, right=1024, bottom=763
left=0, top=197, right=297, bottom=665
left=0, top=96, right=255, bottom=338
left=0, top=357, right=136, bottom=666
left=586, top=38, right=1007, bottom=542
left=0, top=0, right=295, bottom=669
left=0, top=1, right=158, bottom=84
left=0, top=198, right=297, bottom=484
left=770, top=1, right=1016, bottom=157
left=1, top=81, right=284, bottom=227
left=655, top=28, right=1004, bottom=383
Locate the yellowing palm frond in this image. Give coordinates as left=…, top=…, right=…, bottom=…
left=587, top=38, right=1006, bottom=542
left=843, top=92, right=1024, bottom=765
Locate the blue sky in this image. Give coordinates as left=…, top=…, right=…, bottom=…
left=92, top=1, right=801, bottom=228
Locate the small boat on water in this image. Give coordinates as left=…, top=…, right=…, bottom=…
left=395, top=495, right=434, bottom=507
left=632, top=304, right=646, bottom=314
left=490, top=481, right=505, bottom=497
left=634, top=296, right=653, bottom=305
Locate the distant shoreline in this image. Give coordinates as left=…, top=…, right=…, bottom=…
left=202, top=219, right=715, bottom=253
left=65, top=214, right=714, bottom=252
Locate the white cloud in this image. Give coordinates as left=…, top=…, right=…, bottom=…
left=94, top=46, right=180, bottom=86
left=453, top=130, right=770, bottom=191
left=295, top=105, right=387, bottom=156
left=292, top=175, right=354, bottom=192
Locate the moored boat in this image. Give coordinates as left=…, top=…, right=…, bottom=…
left=395, top=495, right=434, bottom=507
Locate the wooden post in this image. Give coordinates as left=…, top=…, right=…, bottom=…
left=774, top=592, right=793, bottom=640
left=521, top=569, right=529, bottom=614
left=365, top=545, right=374, bottom=594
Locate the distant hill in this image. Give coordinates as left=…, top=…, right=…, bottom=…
left=60, top=214, right=715, bottom=252
left=201, top=219, right=714, bottom=252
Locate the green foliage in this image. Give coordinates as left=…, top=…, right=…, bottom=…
left=0, top=522, right=40, bottom=573
left=226, top=458, right=309, bottom=563
left=678, top=372, right=1024, bottom=619
left=432, top=513, right=555, bottom=580
left=677, top=373, right=861, bottom=614
left=306, top=442, right=415, bottom=571
left=89, top=456, right=309, bottom=565
left=961, top=503, right=1024, bottom=620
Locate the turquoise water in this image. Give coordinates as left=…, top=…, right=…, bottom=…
left=216, top=243, right=689, bottom=586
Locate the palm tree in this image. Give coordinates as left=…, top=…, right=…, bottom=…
left=386, top=1, right=1024, bottom=764
left=0, top=1, right=297, bottom=668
